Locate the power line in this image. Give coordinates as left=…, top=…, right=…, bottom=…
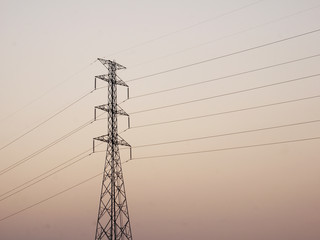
left=0, top=172, right=102, bottom=222
left=0, top=0, right=264, bottom=126
left=131, top=119, right=320, bottom=148
left=130, top=73, right=320, bottom=115
left=105, top=0, right=264, bottom=58
left=0, top=1, right=276, bottom=125
left=2, top=134, right=320, bottom=223
left=0, top=59, right=97, bottom=123
left=131, top=95, right=320, bottom=129
left=3, top=1, right=320, bottom=226
left=129, top=3, right=320, bottom=69
left=127, top=27, right=320, bottom=83
left=129, top=53, right=320, bottom=99
left=126, top=136, right=320, bottom=162
left=0, top=152, right=89, bottom=202
left=0, top=90, right=93, bottom=152
left=97, top=53, right=320, bottom=97
left=10, top=78, right=317, bottom=200
left=0, top=142, right=104, bottom=202
left=0, top=118, right=94, bottom=176
left=6, top=119, right=318, bottom=201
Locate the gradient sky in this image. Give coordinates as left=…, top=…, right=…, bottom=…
left=1, top=0, right=320, bottom=239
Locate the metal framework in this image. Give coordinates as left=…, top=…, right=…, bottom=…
left=93, top=58, right=133, bottom=240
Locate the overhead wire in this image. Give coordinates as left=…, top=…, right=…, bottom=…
left=11, top=119, right=320, bottom=202
left=2, top=5, right=318, bottom=145
left=0, top=0, right=265, bottom=127
left=127, top=27, right=320, bottom=83
left=2, top=2, right=320, bottom=223
left=0, top=59, right=97, bottom=123
left=2, top=13, right=318, bottom=157
left=93, top=119, right=320, bottom=153
left=0, top=1, right=298, bottom=156
left=0, top=117, right=94, bottom=176
left=130, top=95, right=320, bottom=129
left=4, top=1, right=320, bottom=225
left=129, top=53, right=320, bottom=99
left=0, top=142, right=105, bottom=202
left=0, top=132, right=119, bottom=201
left=129, top=3, right=320, bottom=69
left=2, top=133, right=320, bottom=222
left=104, top=0, right=264, bottom=58
left=0, top=154, right=91, bottom=202
left=0, top=90, right=94, bottom=152
left=0, top=149, right=93, bottom=202
left=0, top=171, right=102, bottom=222
left=0, top=1, right=269, bottom=125
left=96, top=53, right=320, bottom=96
left=129, top=73, right=320, bottom=115
left=94, top=119, right=320, bottom=152
left=131, top=119, right=320, bottom=149
left=5, top=96, right=318, bottom=202
left=125, top=136, right=320, bottom=162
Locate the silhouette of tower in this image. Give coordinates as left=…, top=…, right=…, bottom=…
left=93, top=58, right=133, bottom=240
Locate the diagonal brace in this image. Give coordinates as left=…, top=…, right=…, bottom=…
left=93, top=135, right=132, bottom=159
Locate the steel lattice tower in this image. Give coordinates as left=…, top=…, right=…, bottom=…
left=93, top=58, right=133, bottom=240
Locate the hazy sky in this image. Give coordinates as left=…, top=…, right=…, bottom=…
left=1, top=0, right=320, bottom=239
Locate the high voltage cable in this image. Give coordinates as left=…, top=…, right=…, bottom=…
left=0, top=172, right=102, bottom=222
left=0, top=152, right=91, bottom=202
left=0, top=142, right=103, bottom=202
left=130, top=73, right=320, bottom=115
left=105, top=0, right=264, bottom=58
left=128, top=53, right=320, bottom=99
left=1, top=134, right=319, bottom=222
left=5, top=1, right=320, bottom=225
left=94, top=119, right=320, bottom=151
left=1, top=0, right=305, bottom=128
left=0, top=154, right=91, bottom=202
left=130, top=95, right=320, bottom=129
left=0, top=0, right=264, bottom=125
left=0, top=1, right=268, bottom=125
left=125, top=136, right=320, bottom=162
left=127, top=27, right=320, bottom=83
left=96, top=53, right=320, bottom=96
left=5, top=118, right=319, bottom=202
left=0, top=118, right=94, bottom=176
left=0, top=90, right=94, bottom=152
left=2, top=12, right=320, bottom=223
left=0, top=59, right=97, bottom=123
left=131, top=119, right=320, bottom=149
left=129, top=3, right=320, bottom=69
left=0, top=112, right=105, bottom=177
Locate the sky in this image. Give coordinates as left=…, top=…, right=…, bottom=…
left=0, top=0, right=320, bottom=239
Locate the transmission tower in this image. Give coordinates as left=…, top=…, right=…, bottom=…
left=93, top=58, right=133, bottom=240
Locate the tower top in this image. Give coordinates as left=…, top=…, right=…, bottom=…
left=97, top=58, right=126, bottom=70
